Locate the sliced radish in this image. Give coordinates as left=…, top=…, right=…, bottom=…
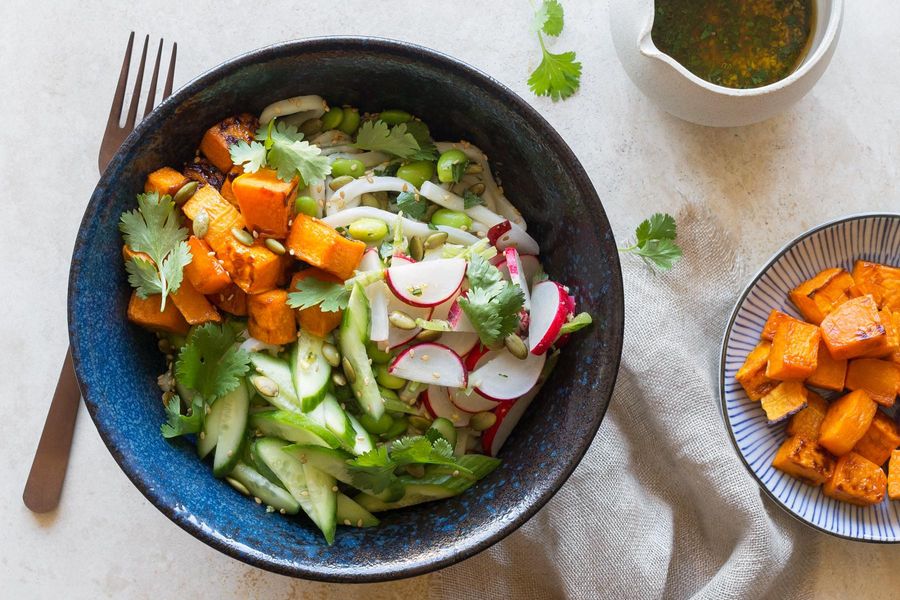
left=386, top=293, right=432, bottom=348
left=386, top=258, right=466, bottom=308
left=489, top=254, right=506, bottom=267
left=504, top=248, right=532, bottom=310
left=488, top=220, right=540, bottom=255
left=451, top=388, right=500, bottom=413
left=486, top=220, right=512, bottom=246
left=482, top=383, right=543, bottom=456
left=432, top=292, right=460, bottom=321
left=437, top=332, right=480, bottom=357
left=464, top=344, right=490, bottom=371
left=423, top=386, right=471, bottom=426
left=358, top=247, right=383, bottom=273
left=528, top=281, right=569, bottom=355
left=388, top=343, right=467, bottom=388
left=447, top=296, right=476, bottom=333
left=497, top=262, right=510, bottom=281
left=470, top=349, right=546, bottom=401
left=366, top=281, right=391, bottom=343
left=422, top=247, right=444, bottom=261
left=391, top=254, right=416, bottom=266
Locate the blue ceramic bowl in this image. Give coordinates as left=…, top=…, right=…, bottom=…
left=69, top=37, right=624, bottom=580
left=721, top=213, right=900, bottom=542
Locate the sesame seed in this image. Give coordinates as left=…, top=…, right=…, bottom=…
left=289, top=249, right=296, bottom=256
left=254, top=496, right=262, bottom=504
left=331, top=486, right=339, bottom=492
left=357, top=436, right=365, bottom=442
left=357, top=519, right=364, bottom=527
left=355, top=390, right=362, bottom=398
left=301, top=490, right=309, bottom=497
left=402, top=184, right=409, bottom=192
left=421, top=355, right=430, bottom=362
left=432, top=372, right=440, bottom=379
left=452, top=470, right=460, bottom=476
left=217, top=259, right=225, bottom=265
left=227, top=450, right=233, bottom=457
left=343, top=519, right=352, bottom=526
left=219, top=294, right=225, bottom=301
left=199, top=432, right=206, bottom=440
left=227, top=294, right=234, bottom=301
left=252, top=230, right=259, bottom=238
left=207, top=251, right=216, bottom=256
left=280, top=509, right=286, bottom=514
left=288, top=219, right=293, bottom=227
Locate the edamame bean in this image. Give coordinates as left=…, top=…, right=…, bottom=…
left=294, top=195, right=318, bottom=217
left=379, top=386, right=401, bottom=403
left=431, top=208, right=473, bottom=230
left=321, top=107, right=344, bottom=130
left=397, top=161, right=435, bottom=189
left=331, top=158, right=365, bottom=178
left=379, top=109, right=413, bottom=125
left=381, top=416, right=408, bottom=439
left=375, top=363, right=406, bottom=389
left=436, top=149, right=469, bottom=183
left=359, top=412, right=394, bottom=435
left=470, top=411, right=497, bottom=432
left=408, top=415, right=433, bottom=431
left=348, top=217, right=389, bottom=242
left=366, top=342, right=392, bottom=364
left=338, top=107, right=360, bottom=135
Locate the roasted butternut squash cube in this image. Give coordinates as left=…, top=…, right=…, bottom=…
left=765, top=319, right=820, bottom=380
left=218, top=241, right=287, bottom=295
left=888, top=450, right=900, bottom=500
left=232, top=168, right=299, bottom=238
left=248, top=289, right=297, bottom=345
left=845, top=358, right=900, bottom=407
left=183, top=156, right=225, bottom=190
left=772, top=436, right=835, bottom=486
left=126, top=291, right=189, bottom=335
left=760, top=380, right=808, bottom=424
left=286, top=213, right=366, bottom=280
left=789, top=268, right=855, bottom=325
left=787, top=391, right=828, bottom=441
left=184, top=236, right=232, bottom=295
left=220, top=166, right=243, bottom=206
left=818, top=390, right=878, bottom=456
left=806, top=341, right=848, bottom=391
left=820, top=295, right=886, bottom=360
left=290, top=269, right=345, bottom=338
left=171, top=278, right=221, bottom=325
left=209, top=284, right=248, bottom=316
left=823, top=452, right=886, bottom=506
left=199, top=113, right=258, bottom=173
left=182, top=185, right=246, bottom=251
left=144, top=166, right=189, bottom=197
left=853, top=411, right=900, bottom=467
left=862, top=309, right=900, bottom=358
left=761, top=310, right=803, bottom=342
left=735, top=341, right=779, bottom=400
left=851, top=260, right=900, bottom=312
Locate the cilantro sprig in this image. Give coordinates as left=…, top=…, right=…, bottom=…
left=458, top=254, right=525, bottom=347
left=119, top=192, right=192, bottom=310
left=463, top=190, right=485, bottom=209
left=528, top=0, right=582, bottom=101
left=175, top=322, right=251, bottom=402
left=286, top=269, right=385, bottom=313
left=355, top=120, right=437, bottom=160
left=394, top=191, right=427, bottom=221
left=618, top=213, right=683, bottom=271
left=160, top=394, right=205, bottom=439
left=229, top=119, right=331, bottom=184
left=347, top=435, right=471, bottom=493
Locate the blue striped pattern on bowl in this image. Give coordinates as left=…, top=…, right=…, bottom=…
left=720, top=214, right=900, bottom=542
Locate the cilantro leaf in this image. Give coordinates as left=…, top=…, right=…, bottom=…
left=395, top=191, right=427, bottom=221
left=533, top=0, right=564, bottom=36
left=457, top=254, right=525, bottom=347
left=633, top=239, right=683, bottom=270
left=347, top=446, right=398, bottom=493
left=374, top=161, right=401, bottom=177
left=119, top=192, right=191, bottom=309
left=463, top=190, right=485, bottom=209
left=267, top=139, right=331, bottom=184
left=528, top=43, right=582, bottom=101
left=355, top=120, right=423, bottom=159
left=619, top=213, right=683, bottom=271
left=175, top=323, right=251, bottom=401
left=160, top=394, right=205, bottom=439
left=390, top=436, right=469, bottom=469
left=559, top=311, right=592, bottom=334
left=230, top=140, right=268, bottom=173
left=635, top=213, right=677, bottom=245
left=255, top=120, right=304, bottom=146
left=287, top=277, right=350, bottom=312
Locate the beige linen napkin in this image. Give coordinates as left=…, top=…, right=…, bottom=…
left=432, top=205, right=817, bottom=599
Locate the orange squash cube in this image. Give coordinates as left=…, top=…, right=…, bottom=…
left=217, top=241, right=287, bottom=295
left=170, top=278, right=221, bottom=325
left=126, top=291, right=189, bottom=335
left=209, top=284, right=248, bottom=316
left=143, top=166, right=189, bottom=197
left=182, top=185, right=246, bottom=251
left=789, top=268, right=855, bottom=325
left=248, top=289, right=297, bottom=345
left=845, top=358, right=900, bottom=407
left=888, top=450, right=900, bottom=500
left=232, top=168, right=299, bottom=238
left=862, top=309, right=900, bottom=358
left=818, top=390, right=878, bottom=456
left=820, top=295, right=886, bottom=360
left=851, top=260, right=900, bottom=312
left=761, top=310, right=803, bottom=342
left=806, top=341, right=848, bottom=391
left=184, top=236, right=232, bottom=295
left=220, top=166, right=243, bottom=206
left=772, top=436, right=835, bottom=486
left=198, top=113, right=258, bottom=173
left=291, top=269, right=344, bottom=338
left=765, top=319, right=820, bottom=380
left=786, top=391, right=828, bottom=441
left=735, top=341, right=779, bottom=400
left=286, top=213, right=366, bottom=280
left=760, top=380, right=808, bottom=424
left=823, top=452, right=887, bottom=506
left=853, top=411, right=900, bottom=467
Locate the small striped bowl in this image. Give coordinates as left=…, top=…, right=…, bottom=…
left=720, top=214, right=900, bottom=542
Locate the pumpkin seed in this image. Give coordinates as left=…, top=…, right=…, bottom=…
left=504, top=334, right=529, bottom=360
left=360, top=192, right=382, bottom=208
left=408, top=415, right=433, bottom=431
left=250, top=374, right=279, bottom=398
left=300, top=117, right=323, bottom=137
left=389, top=310, right=417, bottom=330
left=329, top=175, right=354, bottom=191
left=342, top=357, right=357, bottom=383
left=173, top=181, right=199, bottom=205
left=468, top=183, right=486, bottom=196
left=409, top=236, right=425, bottom=261
left=226, top=477, right=250, bottom=496
left=415, top=329, right=442, bottom=342
left=231, top=227, right=254, bottom=246
left=331, top=372, right=347, bottom=387
left=424, top=232, right=449, bottom=249
left=322, top=342, right=341, bottom=367
left=264, top=238, right=286, bottom=255
left=470, top=411, right=497, bottom=431
left=465, top=163, right=484, bottom=175
left=193, top=209, right=210, bottom=238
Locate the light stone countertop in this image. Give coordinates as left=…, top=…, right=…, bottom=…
left=2, top=1, right=899, bottom=598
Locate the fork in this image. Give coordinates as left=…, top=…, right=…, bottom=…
left=22, top=33, right=177, bottom=514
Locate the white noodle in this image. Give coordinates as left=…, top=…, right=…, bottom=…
left=322, top=207, right=479, bottom=245
left=418, top=181, right=505, bottom=228
left=259, top=95, right=326, bottom=125
left=325, top=176, right=416, bottom=215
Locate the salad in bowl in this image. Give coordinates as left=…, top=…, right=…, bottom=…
left=119, top=95, right=593, bottom=543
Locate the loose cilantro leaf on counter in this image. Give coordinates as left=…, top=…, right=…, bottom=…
left=160, top=394, right=205, bottom=439
left=175, top=323, right=251, bottom=401
left=458, top=254, right=525, bottom=347
left=532, top=0, right=564, bottom=36
left=230, top=118, right=331, bottom=184
left=119, top=192, right=192, bottom=310
left=395, top=191, right=428, bottom=221
left=287, top=277, right=350, bottom=313
left=355, top=120, right=425, bottom=159
left=463, top=190, right=485, bottom=209
left=619, top=213, right=683, bottom=271
left=528, top=1, right=581, bottom=101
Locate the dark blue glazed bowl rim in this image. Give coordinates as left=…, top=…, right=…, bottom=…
left=68, top=36, right=624, bottom=581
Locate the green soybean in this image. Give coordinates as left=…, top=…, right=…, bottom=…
left=359, top=412, right=394, bottom=436
left=338, top=108, right=360, bottom=135
left=379, top=109, right=412, bottom=125
left=348, top=217, right=389, bottom=243
left=381, top=416, right=408, bottom=440
left=379, top=386, right=401, bottom=403
left=436, top=149, right=469, bottom=183
left=431, top=208, right=473, bottom=230
left=396, top=160, right=435, bottom=189
left=375, top=363, right=406, bottom=389
left=294, top=195, right=318, bottom=217
left=331, top=158, right=366, bottom=179
left=321, top=107, right=344, bottom=130
left=367, top=342, right=393, bottom=364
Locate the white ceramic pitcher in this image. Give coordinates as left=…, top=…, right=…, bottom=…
left=609, top=0, right=844, bottom=127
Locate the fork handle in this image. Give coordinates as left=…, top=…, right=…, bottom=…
left=23, top=348, right=81, bottom=513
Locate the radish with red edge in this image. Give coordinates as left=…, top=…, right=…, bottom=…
left=432, top=291, right=462, bottom=321
left=423, top=386, right=471, bottom=426
left=464, top=344, right=490, bottom=371
left=528, top=280, right=569, bottom=355
left=447, top=296, right=476, bottom=333
left=388, top=343, right=467, bottom=388
left=486, top=220, right=512, bottom=246
left=438, top=331, right=479, bottom=357
left=470, top=349, right=546, bottom=401
left=504, top=247, right=532, bottom=310
left=385, top=292, right=432, bottom=348
left=391, top=254, right=416, bottom=266
left=450, top=387, right=500, bottom=413
left=367, top=281, right=391, bottom=343
left=386, top=258, right=466, bottom=308
left=489, top=254, right=506, bottom=267
left=482, top=383, right=542, bottom=456
left=488, top=220, right=540, bottom=255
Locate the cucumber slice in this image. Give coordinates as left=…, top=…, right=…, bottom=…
left=426, top=417, right=457, bottom=448
left=340, top=284, right=384, bottom=418
left=291, top=332, right=332, bottom=412
left=307, top=394, right=356, bottom=450
left=283, top=444, right=403, bottom=501
left=228, top=461, right=300, bottom=514
left=302, top=463, right=337, bottom=544
left=354, top=483, right=457, bottom=512
left=250, top=437, right=289, bottom=484
left=213, top=381, right=250, bottom=477
left=347, top=414, right=375, bottom=455
left=249, top=352, right=302, bottom=412
left=425, top=454, right=501, bottom=481
left=198, top=396, right=221, bottom=459
left=336, top=493, right=380, bottom=527
left=382, top=396, right=419, bottom=415
left=249, top=410, right=342, bottom=448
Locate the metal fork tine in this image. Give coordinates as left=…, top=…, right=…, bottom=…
left=163, top=42, right=177, bottom=100
left=124, top=35, right=149, bottom=130
left=105, top=31, right=135, bottom=129
left=143, top=39, right=164, bottom=118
